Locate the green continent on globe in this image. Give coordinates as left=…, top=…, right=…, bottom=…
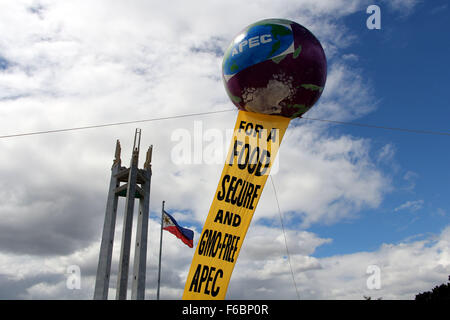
left=301, top=84, right=324, bottom=92
left=290, top=104, right=308, bottom=118
left=271, top=24, right=293, bottom=38
left=293, top=45, right=302, bottom=59
left=267, top=41, right=281, bottom=59
left=225, top=85, right=242, bottom=104
left=267, top=24, right=292, bottom=59
left=272, top=54, right=287, bottom=64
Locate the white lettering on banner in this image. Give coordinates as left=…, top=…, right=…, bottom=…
left=248, top=36, right=259, bottom=48
left=260, top=34, right=272, bottom=44
left=231, top=34, right=273, bottom=56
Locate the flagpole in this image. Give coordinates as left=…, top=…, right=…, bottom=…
left=157, top=200, right=164, bottom=300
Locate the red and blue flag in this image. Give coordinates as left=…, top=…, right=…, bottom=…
left=162, top=211, right=194, bottom=248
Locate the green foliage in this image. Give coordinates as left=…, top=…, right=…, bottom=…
left=415, top=275, right=450, bottom=301
left=363, top=296, right=382, bottom=300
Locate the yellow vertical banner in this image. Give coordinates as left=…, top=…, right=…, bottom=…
left=182, top=110, right=291, bottom=300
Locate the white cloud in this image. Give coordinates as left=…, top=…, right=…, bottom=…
left=377, top=143, right=396, bottom=163
left=1, top=210, right=448, bottom=300
left=436, top=208, right=446, bottom=217
left=227, top=225, right=450, bottom=299
left=394, top=200, right=424, bottom=212
left=381, top=0, right=419, bottom=13
left=263, top=127, right=389, bottom=227
left=239, top=225, right=332, bottom=260
left=402, top=170, right=419, bottom=191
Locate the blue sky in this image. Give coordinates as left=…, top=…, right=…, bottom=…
left=307, top=1, right=450, bottom=257
left=0, top=0, right=449, bottom=300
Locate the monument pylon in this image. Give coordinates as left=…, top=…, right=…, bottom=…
left=94, top=128, right=152, bottom=300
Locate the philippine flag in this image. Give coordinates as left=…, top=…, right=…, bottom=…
left=162, top=211, right=194, bottom=248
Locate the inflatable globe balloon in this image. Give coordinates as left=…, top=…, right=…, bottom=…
left=222, top=18, right=327, bottom=118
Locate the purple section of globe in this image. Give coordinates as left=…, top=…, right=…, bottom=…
left=223, top=21, right=327, bottom=118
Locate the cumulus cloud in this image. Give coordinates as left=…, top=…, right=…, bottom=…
left=381, top=0, right=420, bottom=13
left=1, top=221, right=448, bottom=300
left=377, top=143, right=396, bottom=163
left=263, top=127, right=389, bottom=227
left=394, top=200, right=424, bottom=212
left=227, top=226, right=450, bottom=299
